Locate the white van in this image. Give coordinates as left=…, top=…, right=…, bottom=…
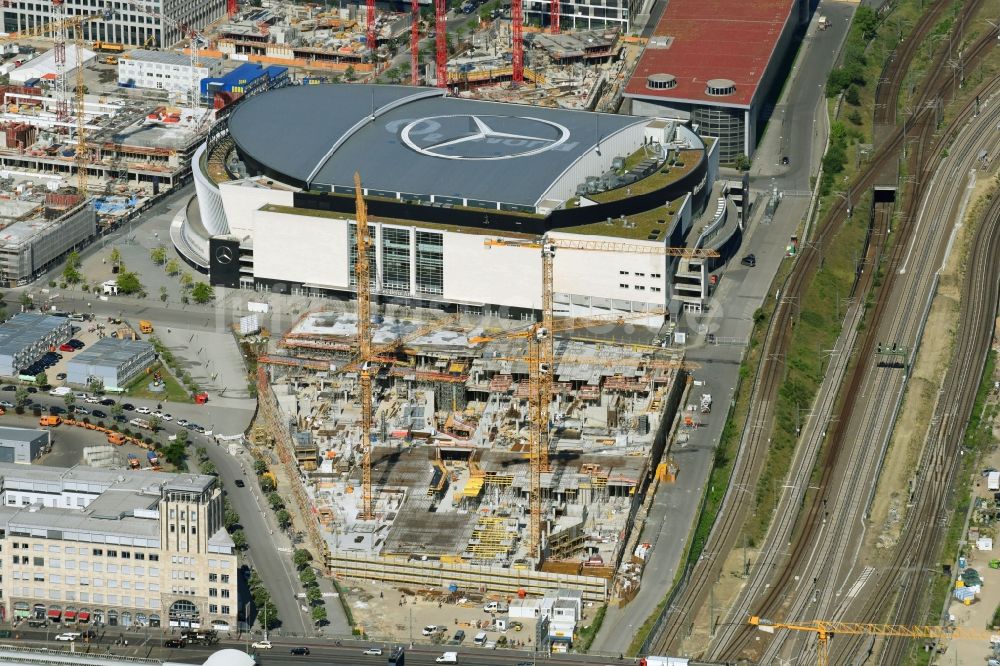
left=473, top=631, right=487, bottom=646
left=48, top=386, right=71, bottom=396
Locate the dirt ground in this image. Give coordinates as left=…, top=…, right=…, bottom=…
left=347, top=580, right=547, bottom=648
left=677, top=542, right=760, bottom=655
left=866, top=175, right=993, bottom=554
left=940, top=431, right=1000, bottom=665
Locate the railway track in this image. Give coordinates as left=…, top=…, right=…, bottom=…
left=710, top=63, right=1000, bottom=666
left=648, top=1, right=999, bottom=658
left=862, top=123, right=1000, bottom=666
left=873, top=0, right=953, bottom=134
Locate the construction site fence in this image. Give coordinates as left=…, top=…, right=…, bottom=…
left=328, top=552, right=608, bottom=603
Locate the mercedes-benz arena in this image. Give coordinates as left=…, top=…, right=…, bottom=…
left=183, top=84, right=720, bottom=320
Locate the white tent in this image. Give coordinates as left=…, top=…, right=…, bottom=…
left=10, top=44, right=95, bottom=84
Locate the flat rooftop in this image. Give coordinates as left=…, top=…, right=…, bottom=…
left=121, top=49, right=224, bottom=69
left=625, top=0, right=796, bottom=108
left=68, top=337, right=153, bottom=368
left=0, top=313, right=68, bottom=358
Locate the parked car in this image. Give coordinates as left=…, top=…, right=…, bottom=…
left=54, top=633, right=80, bottom=641
left=161, top=413, right=173, bottom=421
left=56, top=373, right=67, bottom=380
left=100, top=398, right=116, bottom=406
left=251, top=640, right=272, bottom=649
left=122, top=403, right=135, bottom=411
left=136, top=406, right=151, bottom=414
left=74, top=392, right=88, bottom=399
left=176, top=419, right=189, bottom=427
left=422, top=625, right=441, bottom=636
left=68, top=339, right=84, bottom=349
left=782, top=156, right=790, bottom=165
left=59, top=343, right=74, bottom=352
left=0, top=401, right=13, bottom=409
left=741, top=254, right=757, bottom=268
left=73, top=407, right=89, bottom=415
left=235, top=479, right=246, bottom=488
left=85, top=396, right=101, bottom=404
left=92, top=410, right=107, bottom=419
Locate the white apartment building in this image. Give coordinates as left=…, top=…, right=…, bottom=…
left=2, top=0, right=227, bottom=48
left=118, top=50, right=225, bottom=94
left=523, top=0, right=636, bottom=31
left=0, top=464, right=238, bottom=631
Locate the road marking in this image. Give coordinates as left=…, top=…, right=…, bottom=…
left=277, top=547, right=292, bottom=553
left=846, top=566, right=875, bottom=598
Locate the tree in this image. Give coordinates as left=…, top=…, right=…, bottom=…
left=63, top=393, right=76, bottom=412
left=14, top=387, right=28, bottom=408
left=160, top=286, right=168, bottom=302
left=180, top=272, right=194, bottom=290
left=89, top=379, right=104, bottom=395
left=311, top=605, right=327, bottom=625
left=199, top=460, right=217, bottom=475
left=845, top=85, right=861, bottom=106
left=116, top=271, right=143, bottom=295
left=110, top=402, right=124, bottom=420
left=253, top=459, right=268, bottom=475
left=848, top=108, right=863, bottom=126
left=385, top=66, right=401, bottom=83
left=305, top=586, right=322, bottom=605
left=260, top=475, right=276, bottom=493
left=163, top=440, right=186, bottom=467
left=110, top=248, right=121, bottom=266
left=191, top=282, right=215, bottom=304
left=63, top=251, right=82, bottom=284
left=150, top=246, right=167, bottom=265
left=165, top=259, right=180, bottom=276
left=34, top=372, right=47, bottom=387
left=276, top=509, right=292, bottom=530
left=231, top=530, right=248, bottom=550
left=299, top=569, right=317, bottom=587
left=293, top=549, right=313, bottom=570
left=18, top=293, right=31, bottom=310
left=148, top=415, right=162, bottom=432
left=268, top=493, right=285, bottom=511
left=174, top=429, right=189, bottom=447
left=344, top=65, right=356, bottom=81
left=855, top=5, right=878, bottom=41
left=733, top=153, right=751, bottom=171
left=225, top=508, right=240, bottom=531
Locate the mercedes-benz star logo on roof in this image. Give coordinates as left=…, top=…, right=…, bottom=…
left=400, top=114, right=571, bottom=160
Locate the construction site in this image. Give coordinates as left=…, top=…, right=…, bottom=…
left=248, top=180, right=712, bottom=608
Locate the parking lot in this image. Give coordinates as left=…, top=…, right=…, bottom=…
left=13, top=315, right=114, bottom=386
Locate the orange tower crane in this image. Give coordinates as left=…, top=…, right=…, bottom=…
left=411, top=0, right=419, bottom=85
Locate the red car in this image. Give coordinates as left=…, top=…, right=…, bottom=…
left=58, top=343, right=74, bottom=352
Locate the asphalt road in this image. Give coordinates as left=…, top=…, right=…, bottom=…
left=8, top=389, right=322, bottom=638
left=0, top=630, right=645, bottom=665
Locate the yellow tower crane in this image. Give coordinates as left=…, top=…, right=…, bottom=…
left=6, top=10, right=112, bottom=194
left=482, top=235, right=719, bottom=558
left=750, top=615, right=1000, bottom=666
left=353, top=172, right=376, bottom=521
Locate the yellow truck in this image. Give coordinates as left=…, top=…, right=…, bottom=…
left=139, top=320, right=153, bottom=334
left=39, top=416, right=61, bottom=427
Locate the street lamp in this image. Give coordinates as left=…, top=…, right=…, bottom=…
left=832, top=190, right=852, bottom=217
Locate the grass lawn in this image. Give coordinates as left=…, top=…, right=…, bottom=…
left=123, top=362, right=192, bottom=403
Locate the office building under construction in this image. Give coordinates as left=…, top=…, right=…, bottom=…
left=255, top=310, right=693, bottom=602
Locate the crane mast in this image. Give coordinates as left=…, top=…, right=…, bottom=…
left=353, top=172, right=375, bottom=521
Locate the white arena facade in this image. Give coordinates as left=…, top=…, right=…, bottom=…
left=182, top=84, right=721, bottom=320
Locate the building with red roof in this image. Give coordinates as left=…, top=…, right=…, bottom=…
left=624, top=0, right=805, bottom=162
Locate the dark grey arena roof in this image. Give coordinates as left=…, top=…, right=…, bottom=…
left=225, top=84, right=645, bottom=207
